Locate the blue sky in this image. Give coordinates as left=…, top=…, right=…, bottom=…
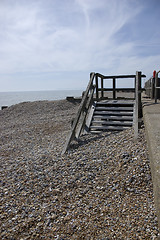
left=0, top=0, right=160, bottom=91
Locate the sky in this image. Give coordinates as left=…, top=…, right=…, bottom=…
left=0, top=0, right=160, bottom=92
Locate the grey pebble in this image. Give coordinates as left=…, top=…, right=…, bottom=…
left=0, top=100, right=159, bottom=239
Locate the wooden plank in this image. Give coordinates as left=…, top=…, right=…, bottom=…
left=96, top=73, right=146, bottom=79
left=96, top=74, right=98, bottom=99
left=94, top=111, right=133, bottom=116
left=93, top=115, right=133, bottom=121
left=90, top=125, right=129, bottom=131
left=75, top=85, right=95, bottom=138
left=62, top=72, right=95, bottom=154
left=95, top=107, right=133, bottom=111
left=96, top=102, right=134, bottom=107
left=138, top=72, right=142, bottom=118
left=133, top=71, right=139, bottom=139
left=113, top=77, right=116, bottom=99
left=97, top=88, right=135, bottom=92
left=91, top=120, right=133, bottom=126
left=97, top=99, right=135, bottom=104
left=101, top=77, right=104, bottom=98
left=83, top=103, right=96, bottom=134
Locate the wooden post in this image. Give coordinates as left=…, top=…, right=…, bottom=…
left=134, top=77, right=136, bottom=99
left=134, top=71, right=139, bottom=140
left=101, top=77, right=104, bottom=98
left=95, top=74, right=98, bottom=100
left=151, top=78, right=155, bottom=99
left=138, top=72, right=142, bottom=118
left=155, top=72, right=158, bottom=103
left=113, top=77, right=116, bottom=99
left=62, top=72, right=95, bottom=154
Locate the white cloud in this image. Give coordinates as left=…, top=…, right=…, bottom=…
left=0, top=0, right=160, bottom=91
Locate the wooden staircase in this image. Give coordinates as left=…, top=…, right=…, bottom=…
left=62, top=72, right=145, bottom=154
left=89, top=100, right=134, bottom=133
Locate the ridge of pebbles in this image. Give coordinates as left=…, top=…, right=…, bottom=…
left=0, top=100, right=159, bottom=239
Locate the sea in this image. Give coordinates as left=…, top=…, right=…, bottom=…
left=0, top=90, right=83, bottom=109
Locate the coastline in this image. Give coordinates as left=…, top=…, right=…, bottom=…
left=0, top=99, right=159, bottom=239
left=0, top=89, right=83, bottom=109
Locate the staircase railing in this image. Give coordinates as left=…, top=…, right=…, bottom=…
left=62, top=71, right=146, bottom=153
left=95, top=73, right=145, bottom=100
left=62, top=72, right=96, bottom=154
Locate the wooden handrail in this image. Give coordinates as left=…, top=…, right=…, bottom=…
left=62, top=72, right=95, bottom=154
left=134, top=71, right=140, bottom=139
left=62, top=71, right=145, bottom=153
left=96, top=73, right=146, bottom=79
left=95, top=73, right=146, bottom=100
left=75, top=84, right=95, bottom=139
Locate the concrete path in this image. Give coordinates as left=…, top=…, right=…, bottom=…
left=142, top=97, right=160, bottom=235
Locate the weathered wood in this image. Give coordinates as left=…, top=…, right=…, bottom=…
left=96, top=101, right=134, bottom=106
left=90, top=125, right=129, bottom=131
left=96, top=74, right=98, bottom=99
left=113, top=77, right=116, bottom=99
left=95, top=107, right=133, bottom=111
left=91, top=120, right=132, bottom=126
left=83, top=103, right=96, bottom=134
left=97, top=88, right=136, bottom=92
left=138, top=72, right=142, bottom=118
left=94, top=115, right=133, bottom=121
left=133, top=71, right=140, bottom=140
left=75, top=85, right=95, bottom=138
left=90, top=99, right=135, bottom=133
left=101, top=77, right=104, bottom=98
left=1, top=106, right=8, bottom=110
left=96, top=73, right=146, bottom=79
left=66, top=96, right=75, bottom=101
left=94, top=111, right=133, bottom=116
left=63, top=71, right=146, bottom=153
left=85, top=85, right=95, bottom=109
left=62, top=72, right=95, bottom=154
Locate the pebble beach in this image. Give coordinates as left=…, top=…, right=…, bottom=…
left=0, top=99, right=159, bottom=239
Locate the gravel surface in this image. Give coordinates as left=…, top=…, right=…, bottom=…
left=0, top=99, right=159, bottom=239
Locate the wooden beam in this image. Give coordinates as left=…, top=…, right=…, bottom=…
left=75, top=85, right=95, bottom=138
left=101, top=77, right=104, bottom=98
left=97, top=88, right=135, bottom=92
left=113, top=77, right=116, bottom=99
left=138, top=72, right=142, bottom=118
left=95, top=74, right=98, bottom=99
left=96, top=73, right=146, bottom=79
left=62, top=72, right=95, bottom=154
left=134, top=71, right=140, bottom=140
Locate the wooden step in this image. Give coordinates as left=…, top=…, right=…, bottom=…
left=94, top=111, right=133, bottom=116
left=93, top=115, right=133, bottom=121
left=95, top=107, right=133, bottom=111
left=90, top=125, right=129, bottom=131
left=91, top=120, right=133, bottom=126
left=89, top=100, right=134, bottom=133
left=96, top=102, right=134, bottom=107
